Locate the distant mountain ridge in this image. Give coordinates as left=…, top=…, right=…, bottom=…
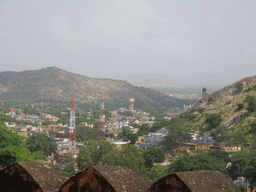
left=0, top=67, right=197, bottom=111
left=132, top=79, right=181, bottom=87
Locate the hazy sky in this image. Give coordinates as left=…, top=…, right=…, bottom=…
left=0, top=0, right=255, bottom=83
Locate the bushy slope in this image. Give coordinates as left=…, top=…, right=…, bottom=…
left=183, top=75, right=256, bottom=149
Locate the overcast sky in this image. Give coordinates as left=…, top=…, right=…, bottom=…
left=0, top=0, right=255, bottom=84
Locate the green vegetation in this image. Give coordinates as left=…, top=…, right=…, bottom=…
left=208, top=96, right=215, bottom=103
left=180, top=112, right=197, bottom=121
left=167, top=150, right=256, bottom=182
left=225, top=100, right=232, bottom=105
left=26, top=132, right=57, bottom=156
left=250, top=120, right=256, bottom=133
left=227, top=131, right=248, bottom=145
left=118, top=110, right=133, bottom=117
left=195, top=107, right=206, bottom=114
left=162, top=118, right=191, bottom=150
left=0, top=115, right=43, bottom=168
left=205, top=113, right=222, bottom=129
left=127, top=133, right=138, bottom=144
left=143, top=146, right=165, bottom=168
left=235, top=83, right=244, bottom=93
left=210, top=125, right=228, bottom=142
left=244, top=85, right=256, bottom=93
left=75, top=139, right=167, bottom=184
left=237, top=103, right=244, bottom=111
left=76, top=125, right=99, bottom=142
left=62, top=153, right=76, bottom=177
left=168, top=152, right=227, bottom=175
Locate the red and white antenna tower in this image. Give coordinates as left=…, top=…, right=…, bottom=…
left=69, top=97, right=76, bottom=152
left=100, top=94, right=105, bottom=133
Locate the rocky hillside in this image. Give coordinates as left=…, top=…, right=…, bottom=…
left=183, top=74, right=256, bottom=149
left=0, top=67, right=196, bottom=111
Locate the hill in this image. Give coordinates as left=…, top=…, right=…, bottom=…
left=182, top=74, right=256, bottom=149
left=0, top=67, right=197, bottom=112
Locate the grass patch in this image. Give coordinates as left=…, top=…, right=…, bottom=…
left=225, top=100, right=232, bottom=105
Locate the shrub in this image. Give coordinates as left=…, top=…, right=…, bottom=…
left=245, top=95, right=256, bottom=103
left=205, top=113, right=222, bottom=129
left=247, top=100, right=256, bottom=113
left=250, top=120, right=256, bottom=133
left=235, top=83, right=244, bottom=93
left=197, top=108, right=205, bottom=114
left=208, top=96, right=215, bottom=103
left=237, top=103, right=244, bottom=110
left=225, top=100, right=232, bottom=105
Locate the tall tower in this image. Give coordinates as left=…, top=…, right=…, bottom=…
left=129, top=98, right=134, bottom=112
left=69, top=97, right=76, bottom=153
left=100, top=94, right=105, bottom=132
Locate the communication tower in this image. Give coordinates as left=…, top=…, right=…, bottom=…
left=69, top=97, right=76, bottom=153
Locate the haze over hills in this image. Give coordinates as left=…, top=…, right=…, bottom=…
left=132, top=79, right=181, bottom=88
left=0, top=67, right=197, bottom=112
left=107, top=73, right=242, bottom=87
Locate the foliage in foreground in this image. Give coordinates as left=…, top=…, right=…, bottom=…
left=0, top=123, right=36, bottom=167
left=75, top=139, right=167, bottom=184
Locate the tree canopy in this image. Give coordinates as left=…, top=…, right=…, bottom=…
left=168, top=152, right=227, bottom=175
left=26, top=132, right=57, bottom=156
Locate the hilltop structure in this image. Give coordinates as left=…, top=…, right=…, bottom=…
left=199, top=87, right=211, bottom=103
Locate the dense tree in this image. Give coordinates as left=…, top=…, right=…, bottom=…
left=42, top=120, right=51, bottom=125
left=65, top=153, right=76, bottom=176
left=150, top=118, right=168, bottom=133
left=143, top=146, right=165, bottom=168
left=227, top=131, right=247, bottom=145
left=245, top=95, right=256, bottom=103
left=207, top=150, right=230, bottom=163
left=168, top=152, right=227, bottom=175
left=162, top=118, right=191, bottom=150
left=117, top=145, right=145, bottom=174
left=126, top=133, right=138, bottom=144
left=142, top=166, right=168, bottom=184
left=243, top=156, right=256, bottom=185
left=77, top=139, right=113, bottom=168
left=205, top=113, right=222, bottom=129
left=118, top=126, right=131, bottom=139
left=76, top=125, right=98, bottom=142
left=100, top=148, right=121, bottom=166
left=26, top=132, right=57, bottom=156
left=76, top=145, right=93, bottom=170
left=136, top=124, right=150, bottom=136
left=210, top=125, right=228, bottom=142
left=227, top=151, right=250, bottom=180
